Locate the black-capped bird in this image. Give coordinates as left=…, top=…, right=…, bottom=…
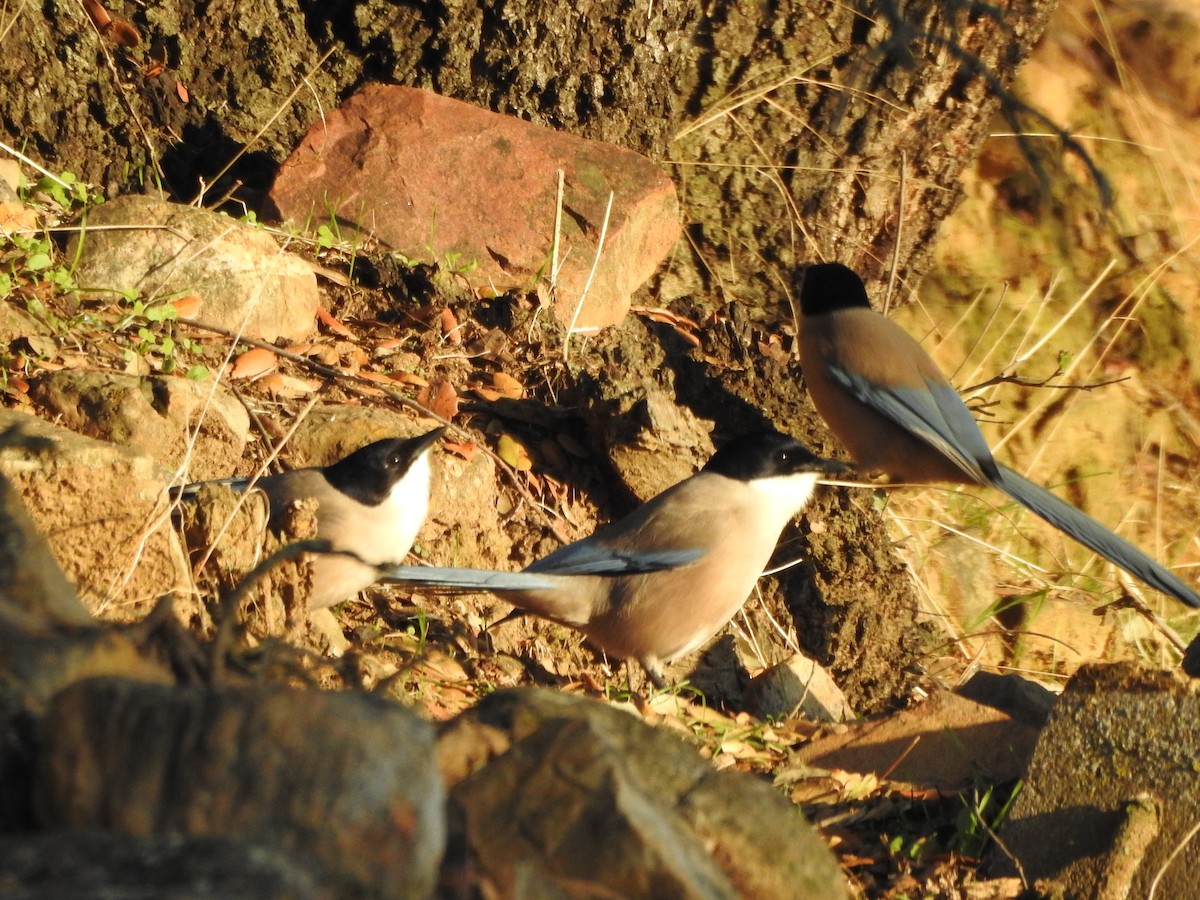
left=383, top=430, right=845, bottom=686
left=797, top=261, right=1199, bottom=608
left=182, top=427, right=447, bottom=609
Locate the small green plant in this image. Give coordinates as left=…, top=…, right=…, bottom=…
left=26, top=171, right=97, bottom=210
left=114, top=294, right=209, bottom=378
left=953, top=781, right=1022, bottom=859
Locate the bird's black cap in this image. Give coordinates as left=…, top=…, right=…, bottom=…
left=324, top=426, right=446, bottom=505
left=704, top=430, right=846, bottom=481
left=797, top=262, right=872, bottom=316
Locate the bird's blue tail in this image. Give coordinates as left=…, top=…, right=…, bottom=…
left=379, top=566, right=558, bottom=592
left=993, top=464, right=1200, bottom=608
left=381, top=547, right=705, bottom=592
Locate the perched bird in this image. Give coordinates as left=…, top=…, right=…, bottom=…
left=797, top=261, right=1200, bottom=608
left=384, top=430, right=845, bottom=686
left=182, top=427, right=447, bottom=609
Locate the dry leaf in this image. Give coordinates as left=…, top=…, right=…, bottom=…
left=670, top=325, right=701, bottom=348
left=491, top=371, right=525, bottom=399
left=389, top=371, right=428, bottom=388
left=416, top=378, right=459, bottom=421
left=375, top=337, right=404, bottom=351
left=175, top=81, right=189, bottom=103
left=497, top=433, right=533, bottom=471
left=357, top=370, right=400, bottom=386
left=82, top=0, right=111, bottom=29
left=229, top=347, right=277, bottom=380
left=472, top=386, right=502, bottom=402
left=317, top=307, right=354, bottom=338
left=170, top=294, right=203, bottom=318
left=105, top=19, right=141, bottom=47
left=274, top=375, right=318, bottom=396
left=305, top=344, right=340, bottom=366
left=442, top=440, right=476, bottom=461
left=440, top=306, right=462, bottom=345
left=0, top=201, right=38, bottom=234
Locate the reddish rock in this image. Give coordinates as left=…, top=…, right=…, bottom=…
left=270, top=85, right=680, bottom=332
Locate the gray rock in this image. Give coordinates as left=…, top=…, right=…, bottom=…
left=35, top=677, right=446, bottom=899
left=0, top=831, right=322, bottom=899
left=438, top=688, right=849, bottom=899
left=748, top=652, right=853, bottom=722
left=992, top=662, right=1200, bottom=898
left=28, top=370, right=250, bottom=481
left=0, top=409, right=190, bottom=621
left=69, top=195, right=318, bottom=342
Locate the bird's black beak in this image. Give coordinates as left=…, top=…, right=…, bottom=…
left=799, top=454, right=850, bottom=476
left=386, top=426, right=447, bottom=469
left=413, top=426, right=448, bottom=454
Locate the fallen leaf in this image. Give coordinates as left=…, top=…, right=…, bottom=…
left=357, top=370, right=401, bottom=386
left=472, top=386, right=502, bottom=402
left=390, top=371, right=429, bottom=388
left=175, top=81, right=189, bottom=104
left=549, top=519, right=573, bottom=544
left=276, top=375, right=318, bottom=396
left=671, top=325, right=701, bottom=348
left=491, top=371, right=525, bottom=399
left=258, top=371, right=285, bottom=394
left=440, top=306, right=462, bottom=345
left=442, top=440, right=476, bottom=461
left=105, top=19, right=140, bottom=47
left=229, top=347, right=277, bottom=380
left=170, top=294, right=203, bottom=318
left=375, top=337, right=404, bottom=351
left=305, top=344, right=340, bottom=366
left=317, top=307, right=354, bottom=338
left=497, top=433, right=533, bottom=471
left=417, top=378, right=459, bottom=421
left=82, top=0, right=111, bottom=29
left=0, top=201, right=38, bottom=234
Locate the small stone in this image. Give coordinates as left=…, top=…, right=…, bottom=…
left=748, top=652, right=853, bottom=722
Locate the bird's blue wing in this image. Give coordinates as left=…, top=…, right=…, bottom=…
left=524, top=543, right=706, bottom=576
left=828, top=365, right=994, bottom=482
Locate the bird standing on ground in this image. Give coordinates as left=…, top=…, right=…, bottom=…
left=183, top=427, right=446, bottom=610
left=385, top=430, right=845, bottom=686
left=797, top=261, right=1200, bottom=608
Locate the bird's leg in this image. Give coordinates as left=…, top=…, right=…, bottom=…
left=639, top=657, right=667, bottom=691
left=482, top=607, right=526, bottom=634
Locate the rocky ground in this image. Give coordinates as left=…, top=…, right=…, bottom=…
left=3, top=0, right=1200, bottom=897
